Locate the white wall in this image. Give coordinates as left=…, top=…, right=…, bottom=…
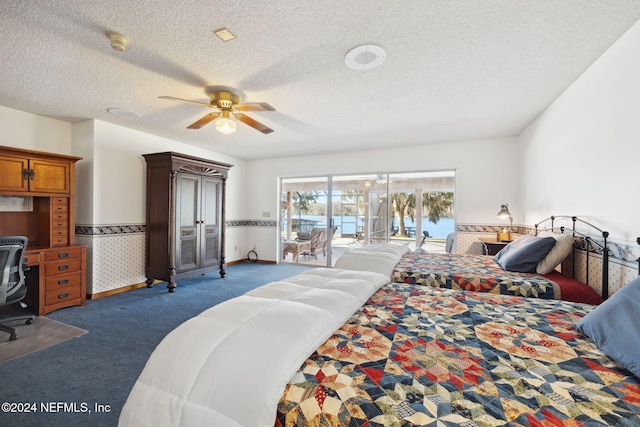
left=88, top=120, right=246, bottom=225
left=518, top=19, right=640, bottom=243
left=0, top=105, right=71, bottom=153
left=71, top=120, right=95, bottom=223
left=247, top=137, right=521, bottom=226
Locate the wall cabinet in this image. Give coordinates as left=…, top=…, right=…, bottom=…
left=0, top=154, right=71, bottom=194
left=143, top=152, right=232, bottom=292
left=0, top=146, right=79, bottom=248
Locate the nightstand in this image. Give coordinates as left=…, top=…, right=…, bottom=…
left=478, top=237, right=511, bottom=256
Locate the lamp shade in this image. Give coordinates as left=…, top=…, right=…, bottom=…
left=497, top=204, right=511, bottom=218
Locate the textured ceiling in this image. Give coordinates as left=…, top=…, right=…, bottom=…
left=1, top=1, right=639, bottom=160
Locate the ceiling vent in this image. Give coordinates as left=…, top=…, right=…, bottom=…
left=345, top=44, right=386, bottom=70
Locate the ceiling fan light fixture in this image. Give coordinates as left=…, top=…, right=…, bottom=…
left=215, top=111, right=237, bottom=134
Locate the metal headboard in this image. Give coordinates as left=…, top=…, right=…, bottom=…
left=535, top=216, right=611, bottom=299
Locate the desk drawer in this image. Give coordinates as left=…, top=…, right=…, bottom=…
left=45, top=271, right=82, bottom=290
left=52, top=227, right=69, bottom=237
left=52, top=220, right=68, bottom=229
left=45, top=282, right=81, bottom=306
left=51, top=236, right=69, bottom=246
left=45, top=258, right=82, bottom=276
left=23, top=253, right=40, bottom=266
left=52, top=212, right=69, bottom=222
left=44, top=247, right=83, bottom=262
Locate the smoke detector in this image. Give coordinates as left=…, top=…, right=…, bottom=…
left=345, top=44, right=386, bottom=70
left=107, top=32, right=129, bottom=51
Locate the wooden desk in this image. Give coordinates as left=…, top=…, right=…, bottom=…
left=0, top=146, right=86, bottom=315
left=24, top=245, right=86, bottom=315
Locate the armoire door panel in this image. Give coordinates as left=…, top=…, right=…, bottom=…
left=203, top=233, right=219, bottom=267
left=179, top=236, right=198, bottom=271
left=202, top=178, right=219, bottom=226
left=201, top=177, right=220, bottom=268
left=175, top=173, right=201, bottom=272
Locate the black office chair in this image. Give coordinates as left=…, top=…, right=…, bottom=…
left=0, top=236, right=35, bottom=341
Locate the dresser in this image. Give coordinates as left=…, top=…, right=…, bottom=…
left=143, top=152, right=232, bottom=292
left=0, top=146, right=86, bottom=315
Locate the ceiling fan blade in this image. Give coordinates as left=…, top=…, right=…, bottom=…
left=235, top=102, right=276, bottom=112
left=235, top=113, right=274, bottom=134
left=159, top=96, right=214, bottom=109
left=187, top=112, right=220, bottom=129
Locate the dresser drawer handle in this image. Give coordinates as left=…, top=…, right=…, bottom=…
left=58, top=253, right=70, bottom=258
left=58, top=279, right=69, bottom=285
left=58, top=293, right=69, bottom=299
left=58, top=265, right=70, bottom=271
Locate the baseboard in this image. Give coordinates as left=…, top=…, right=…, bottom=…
left=87, top=281, right=153, bottom=300
left=87, top=261, right=277, bottom=299
left=227, top=259, right=276, bottom=266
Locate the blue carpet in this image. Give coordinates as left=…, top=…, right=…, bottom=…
left=0, top=262, right=311, bottom=427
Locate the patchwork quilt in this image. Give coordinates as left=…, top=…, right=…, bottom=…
left=392, top=251, right=561, bottom=299
left=277, top=283, right=640, bottom=426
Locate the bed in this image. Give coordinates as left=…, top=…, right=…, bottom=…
left=362, top=216, right=611, bottom=304
left=119, top=267, right=640, bottom=427
left=391, top=251, right=604, bottom=304
left=277, top=281, right=640, bottom=426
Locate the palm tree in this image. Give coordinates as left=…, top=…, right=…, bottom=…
left=292, top=191, right=319, bottom=232
left=391, top=191, right=453, bottom=236
left=423, top=192, right=454, bottom=223
left=391, top=193, right=415, bottom=236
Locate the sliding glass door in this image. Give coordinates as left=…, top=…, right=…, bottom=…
left=280, top=177, right=330, bottom=266
left=280, top=171, right=455, bottom=266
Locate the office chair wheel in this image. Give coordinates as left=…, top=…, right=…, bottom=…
left=26, top=318, right=33, bottom=325
left=9, top=332, right=17, bottom=341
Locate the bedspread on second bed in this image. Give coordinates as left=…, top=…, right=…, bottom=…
left=392, top=251, right=561, bottom=299
left=277, top=283, right=640, bottom=426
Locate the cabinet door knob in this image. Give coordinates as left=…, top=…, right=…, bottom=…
left=58, top=252, right=70, bottom=258
left=58, top=279, right=69, bottom=285
left=58, top=265, right=70, bottom=270
left=58, top=293, right=69, bottom=299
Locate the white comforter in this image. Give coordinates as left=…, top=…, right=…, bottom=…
left=118, top=268, right=389, bottom=427
left=333, top=243, right=409, bottom=277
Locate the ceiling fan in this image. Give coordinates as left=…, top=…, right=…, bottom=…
left=159, top=91, right=275, bottom=134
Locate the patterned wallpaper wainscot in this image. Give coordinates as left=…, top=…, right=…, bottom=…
left=76, top=224, right=147, bottom=296
left=76, top=220, right=280, bottom=296
left=226, top=219, right=278, bottom=263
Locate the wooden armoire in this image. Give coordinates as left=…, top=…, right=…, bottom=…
left=143, top=152, right=232, bottom=292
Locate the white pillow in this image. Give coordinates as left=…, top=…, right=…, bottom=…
left=536, top=231, right=575, bottom=274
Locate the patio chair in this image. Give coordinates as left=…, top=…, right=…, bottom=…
left=419, top=230, right=431, bottom=247
left=321, top=226, right=338, bottom=256
left=299, top=228, right=326, bottom=260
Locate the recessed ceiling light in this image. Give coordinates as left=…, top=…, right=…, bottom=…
left=107, top=108, right=141, bottom=119
left=213, top=28, right=236, bottom=42
left=345, top=44, right=387, bottom=70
